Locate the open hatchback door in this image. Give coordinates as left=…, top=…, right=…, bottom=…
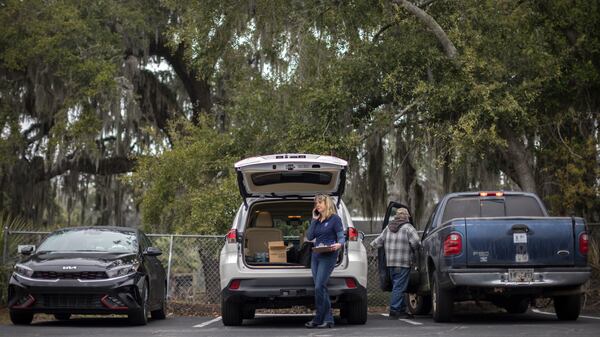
left=235, top=154, right=347, bottom=204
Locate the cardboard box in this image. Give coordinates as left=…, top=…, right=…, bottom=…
left=268, top=241, right=287, bottom=263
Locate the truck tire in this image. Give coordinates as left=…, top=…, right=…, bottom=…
left=406, top=293, right=432, bottom=315
left=503, top=298, right=529, bottom=314
left=554, top=294, right=581, bottom=321
left=431, top=273, right=453, bottom=322
left=345, top=294, right=368, bottom=324
left=221, top=297, right=243, bottom=326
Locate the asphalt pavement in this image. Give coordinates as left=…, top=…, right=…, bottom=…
left=1, top=310, right=599, bottom=337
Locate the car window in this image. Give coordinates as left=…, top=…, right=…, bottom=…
left=441, top=195, right=545, bottom=224
left=273, top=216, right=311, bottom=237
left=37, top=228, right=138, bottom=253
left=505, top=196, right=544, bottom=216
left=424, top=202, right=439, bottom=236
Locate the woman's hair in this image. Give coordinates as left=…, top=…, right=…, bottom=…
left=315, top=194, right=337, bottom=220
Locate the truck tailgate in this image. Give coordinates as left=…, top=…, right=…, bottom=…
left=466, top=217, right=575, bottom=267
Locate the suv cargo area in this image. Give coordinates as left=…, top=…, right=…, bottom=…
left=242, top=200, right=341, bottom=268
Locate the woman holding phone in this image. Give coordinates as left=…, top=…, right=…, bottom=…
left=304, top=194, right=345, bottom=328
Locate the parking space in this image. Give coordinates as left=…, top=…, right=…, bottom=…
left=2, top=311, right=600, bottom=337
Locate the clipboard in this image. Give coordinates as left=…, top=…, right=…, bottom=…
left=312, top=245, right=334, bottom=253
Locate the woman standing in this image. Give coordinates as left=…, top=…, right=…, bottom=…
left=305, top=194, right=345, bottom=328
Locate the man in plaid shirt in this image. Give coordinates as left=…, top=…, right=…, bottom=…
left=370, top=208, right=420, bottom=319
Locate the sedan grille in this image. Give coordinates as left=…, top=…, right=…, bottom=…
left=34, top=294, right=103, bottom=309
left=32, top=271, right=108, bottom=280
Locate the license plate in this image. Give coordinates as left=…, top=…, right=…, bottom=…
left=508, top=268, right=534, bottom=282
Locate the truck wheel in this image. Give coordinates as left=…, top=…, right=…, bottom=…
left=554, top=294, right=581, bottom=321
left=406, top=293, right=432, bottom=315
left=10, top=311, right=33, bottom=325
left=431, top=273, right=453, bottom=322
left=221, top=297, right=243, bottom=326
left=504, top=298, right=529, bottom=314
left=345, top=294, right=368, bottom=324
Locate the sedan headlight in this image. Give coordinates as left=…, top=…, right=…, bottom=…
left=14, top=263, right=34, bottom=278
left=106, top=262, right=139, bottom=278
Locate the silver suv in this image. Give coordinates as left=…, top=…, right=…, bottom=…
left=219, top=154, right=368, bottom=326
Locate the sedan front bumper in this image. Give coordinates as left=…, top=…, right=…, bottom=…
left=8, top=272, right=144, bottom=315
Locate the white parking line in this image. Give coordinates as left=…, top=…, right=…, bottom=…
left=193, top=316, right=222, bottom=328
left=255, top=313, right=313, bottom=317
left=380, top=313, right=423, bottom=325
left=531, top=309, right=600, bottom=320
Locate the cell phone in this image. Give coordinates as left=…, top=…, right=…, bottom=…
left=313, top=209, right=320, bottom=217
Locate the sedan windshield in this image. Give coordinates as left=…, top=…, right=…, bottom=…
left=37, top=228, right=138, bottom=253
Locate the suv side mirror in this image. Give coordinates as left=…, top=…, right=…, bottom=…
left=143, top=246, right=162, bottom=256
left=18, top=245, right=35, bottom=255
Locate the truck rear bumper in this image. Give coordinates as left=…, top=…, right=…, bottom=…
left=448, top=267, right=591, bottom=288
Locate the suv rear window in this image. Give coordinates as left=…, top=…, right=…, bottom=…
left=251, top=171, right=332, bottom=186
left=441, top=195, right=544, bottom=224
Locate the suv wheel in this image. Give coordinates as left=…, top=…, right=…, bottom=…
left=242, top=306, right=255, bottom=319
left=54, top=313, right=71, bottom=320
left=345, top=294, right=367, bottom=324
left=554, top=294, right=581, bottom=321
left=10, top=311, right=33, bottom=325
left=221, top=297, right=243, bottom=326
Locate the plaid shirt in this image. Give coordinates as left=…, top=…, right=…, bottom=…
left=370, top=221, right=420, bottom=268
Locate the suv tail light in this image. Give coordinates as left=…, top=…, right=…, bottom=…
left=226, top=229, right=237, bottom=243
left=443, top=233, right=462, bottom=256
left=345, top=278, right=357, bottom=289
left=579, top=232, right=589, bottom=255
left=348, top=227, right=359, bottom=241
left=229, top=279, right=241, bottom=290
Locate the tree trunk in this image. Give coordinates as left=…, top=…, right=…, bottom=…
left=499, top=131, right=537, bottom=194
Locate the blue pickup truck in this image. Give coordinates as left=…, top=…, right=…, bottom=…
left=403, top=191, right=591, bottom=322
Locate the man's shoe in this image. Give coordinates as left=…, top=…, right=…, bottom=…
left=388, top=311, right=399, bottom=320
left=398, top=312, right=414, bottom=319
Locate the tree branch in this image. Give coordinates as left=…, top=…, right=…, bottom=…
left=149, top=36, right=212, bottom=125
left=42, top=155, right=137, bottom=181
left=392, top=0, right=458, bottom=59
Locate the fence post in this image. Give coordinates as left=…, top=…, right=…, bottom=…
left=166, top=235, right=174, bottom=298
left=2, top=226, right=9, bottom=265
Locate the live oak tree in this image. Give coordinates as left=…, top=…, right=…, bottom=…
left=1, top=0, right=598, bottom=232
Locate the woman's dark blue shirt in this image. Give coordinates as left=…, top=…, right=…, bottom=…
left=306, top=214, right=345, bottom=249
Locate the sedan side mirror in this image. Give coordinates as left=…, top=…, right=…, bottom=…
left=18, top=245, right=35, bottom=255
left=143, top=246, right=162, bottom=256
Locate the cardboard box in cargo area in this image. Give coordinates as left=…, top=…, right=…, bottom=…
left=268, top=241, right=287, bottom=263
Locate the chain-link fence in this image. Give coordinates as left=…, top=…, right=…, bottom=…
left=1, top=229, right=390, bottom=311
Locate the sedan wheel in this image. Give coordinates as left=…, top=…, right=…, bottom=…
left=151, top=284, right=167, bottom=319
left=129, top=281, right=149, bottom=325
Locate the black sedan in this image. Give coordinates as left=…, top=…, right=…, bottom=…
left=8, top=226, right=167, bottom=325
